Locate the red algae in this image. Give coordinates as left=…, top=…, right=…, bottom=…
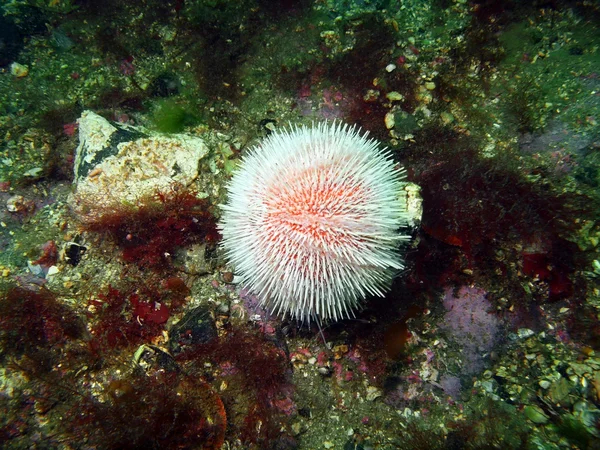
left=82, top=189, right=218, bottom=270
left=30, top=240, right=59, bottom=270
left=88, top=282, right=185, bottom=351
left=401, top=127, right=588, bottom=304
left=0, top=282, right=227, bottom=449
left=175, top=328, right=295, bottom=446
left=130, top=293, right=170, bottom=324
left=65, top=373, right=226, bottom=450
left=0, top=285, right=85, bottom=371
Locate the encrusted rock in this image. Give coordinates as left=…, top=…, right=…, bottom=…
left=69, top=111, right=208, bottom=225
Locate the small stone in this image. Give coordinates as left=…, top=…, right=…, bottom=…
left=385, top=64, right=396, bottom=72
left=539, top=380, right=551, bottom=389
left=6, top=195, right=25, bottom=212
left=549, top=378, right=572, bottom=405
left=495, top=366, right=509, bottom=377
left=168, top=305, right=218, bottom=354
left=291, top=422, right=302, bottom=435
left=524, top=405, right=549, bottom=424
left=221, top=271, right=234, bottom=283
left=292, top=353, right=307, bottom=364
left=23, top=167, right=43, bottom=178
left=593, top=372, right=600, bottom=401
left=46, top=266, right=60, bottom=276
left=10, top=62, right=29, bottom=78
left=480, top=380, right=495, bottom=393
left=70, top=111, right=209, bottom=226
left=323, top=442, right=334, bottom=449
left=308, top=357, right=317, bottom=365
left=403, top=183, right=422, bottom=228
left=384, top=112, right=395, bottom=129
left=416, top=87, right=432, bottom=104
left=424, top=81, right=436, bottom=90
left=366, top=385, right=382, bottom=401
left=363, top=89, right=380, bottom=102
left=386, top=91, right=404, bottom=101
left=570, top=362, right=590, bottom=377
left=517, top=328, right=535, bottom=339
left=318, top=366, right=332, bottom=376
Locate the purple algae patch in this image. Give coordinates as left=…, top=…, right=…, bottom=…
left=441, top=285, right=501, bottom=375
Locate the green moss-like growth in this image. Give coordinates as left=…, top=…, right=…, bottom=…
left=555, top=414, right=595, bottom=450
left=497, top=16, right=600, bottom=132
left=150, top=98, right=199, bottom=133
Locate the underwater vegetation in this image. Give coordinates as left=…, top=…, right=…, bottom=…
left=0, top=282, right=294, bottom=448
left=81, top=189, right=219, bottom=271
left=0, top=0, right=599, bottom=449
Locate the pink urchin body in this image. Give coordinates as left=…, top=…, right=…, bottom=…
left=219, top=122, right=410, bottom=323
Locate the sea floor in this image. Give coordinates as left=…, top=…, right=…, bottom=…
left=0, top=1, right=600, bottom=449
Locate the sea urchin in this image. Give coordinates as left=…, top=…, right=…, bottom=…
left=219, top=122, right=411, bottom=323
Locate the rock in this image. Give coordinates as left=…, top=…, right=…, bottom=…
left=384, top=111, right=395, bottom=129
left=366, top=385, right=382, bottom=401
left=69, top=111, right=208, bottom=226
left=168, top=305, right=218, bottom=354
left=172, top=243, right=214, bottom=275
left=523, top=405, right=549, bottom=424
left=386, top=91, right=404, bottom=101
left=10, top=62, right=28, bottom=77
left=548, top=377, right=572, bottom=406
left=539, top=380, right=551, bottom=389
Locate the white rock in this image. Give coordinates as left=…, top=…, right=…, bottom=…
left=70, top=111, right=208, bottom=225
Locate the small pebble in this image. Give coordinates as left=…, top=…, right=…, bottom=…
left=539, top=380, right=551, bottom=389
left=384, top=112, right=395, bottom=129
left=386, top=91, right=404, bottom=101
left=221, top=271, right=234, bottom=283
left=318, top=366, right=332, bottom=376
left=366, top=385, right=382, bottom=401
left=517, top=328, right=535, bottom=339
left=10, top=62, right=29, bottom=78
